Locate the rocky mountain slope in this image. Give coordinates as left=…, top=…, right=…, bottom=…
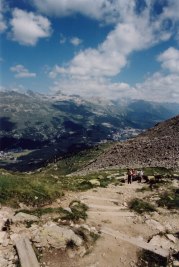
left=1, top=90, right=179, bottom=152
left=83, top=115, right=179, bottom=170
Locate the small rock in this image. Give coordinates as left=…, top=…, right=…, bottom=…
left=81, top=224, right=91, bottom=232
left=89, top=179, right=100, bottom=186
left=123, top=202, right=128, bottom=207
left=166, top=234, right=176, bottom=243
left=12, top=212, right=39, bottom=223
left=63, top=207, right=72, bottom=213
left=77, top=246, right=86, bottom=257
left=67, top=249, right=76, bottom=258
left=149, top=235, right=175, bottom=250
left=56, top=199, right=61, bottom=204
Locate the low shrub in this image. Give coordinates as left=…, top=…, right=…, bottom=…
left=69, top=200, right=88, bottom=220
left=129, top=198, right=156, bottom=214
left=157, top=189, right=179, bottom=209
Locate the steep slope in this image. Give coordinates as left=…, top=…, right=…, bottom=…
left=83, top=115, right=179, bottom=170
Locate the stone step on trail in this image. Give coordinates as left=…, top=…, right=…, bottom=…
left=88, top=211, right=135, bottom=217
left=101, top=227, right=169, bottom=259
left=85, top=203, right=126, bottom=211
left=14, top=236, right=40, bottom=267
left=80, top=195, right=120, bottom=203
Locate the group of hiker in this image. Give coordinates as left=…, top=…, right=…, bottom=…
left=127, top=168, right=143, bottom=184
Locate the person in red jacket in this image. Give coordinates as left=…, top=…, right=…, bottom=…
left=132, top=169, right=137, bottom=181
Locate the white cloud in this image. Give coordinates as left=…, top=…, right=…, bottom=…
left=50, top=76, right=137, bottom=99
left=50, top=70, right=179, bottom=103
left=10, top=8, right=51, bottom=46
left=49, top=19, right=162, bottom=79
left=70, top=37, right=82, bottom=46
left=157, top=47, right=179, bottom=73
left=10, top=64, right=36, bottom=78
left=31, top=0, right=177, bottom=103
left=33, top=0, right=120, bottom=23
left=135, top=72, right=179, bottom=103
left=49, top=0, right=179, bottom=80
left=0, top=14, right=7, bottom=33
left=59, top=34, right=83, bottom=46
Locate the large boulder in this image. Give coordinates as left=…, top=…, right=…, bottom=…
left=32, top=223, right=83, bottom=249
left=149, top=235, right=175, bottom=250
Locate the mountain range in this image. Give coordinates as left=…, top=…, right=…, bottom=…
left=1, top=90, right=179, bottom=154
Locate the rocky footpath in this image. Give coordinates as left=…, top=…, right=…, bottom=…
left=0, top=173, right=179, bottom=267
left=83, top=115, right=179, bottom=171
left=0, top=206, right=99, bottom=267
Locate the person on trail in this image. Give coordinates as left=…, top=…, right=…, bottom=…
left=132, top=169, right=136, bottom=181
left=127, top=168, right=132, bottom=184
left=137, top=170, right=143, bottom=183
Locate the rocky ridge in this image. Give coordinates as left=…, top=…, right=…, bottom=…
left=83, top=115, right=179, bottom=171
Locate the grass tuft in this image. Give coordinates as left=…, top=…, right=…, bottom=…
left=157, top=188, right=179, bottom=209
left=129, top=198, right=156, bottom=214
left=69, top=200, right=88, bottom=221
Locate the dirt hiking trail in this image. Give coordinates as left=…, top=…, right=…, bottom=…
left=42, top=178, right=179, bottom=267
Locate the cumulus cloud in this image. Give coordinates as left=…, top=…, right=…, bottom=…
left=10, top=65, right=36, bottom=78
left=157, top=47, right=179, bottom=73
left=135, top=72, right=179, bottom=103
left=50, top=70, right=179, bottom=103
left=49, top=6, right=169, bottom=79
left=10, top=8, right=51, bottom=45
left=33, top=0, right=120, bottom=23
left=59, top=34, right=83, bottom=46
left=47, top=0, right=179, bottom=103
left=70, top=37, right=82, bottom=46
left=0, top=14, right=7, bottom=33
left=50, top=76, right=138, bottom=99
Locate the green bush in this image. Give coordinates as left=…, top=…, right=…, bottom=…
left=129, top=198, right=156, bottom=214
left=100, top=178, right=111, bottom=188
left=157, top=189, right=179, bottom=209
left=77, top=181, right=93, bottom=190
left=69, top=200, right=88, bottom=220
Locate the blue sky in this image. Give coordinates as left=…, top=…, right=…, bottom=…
left=0, top=0, right=179, bottom=102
